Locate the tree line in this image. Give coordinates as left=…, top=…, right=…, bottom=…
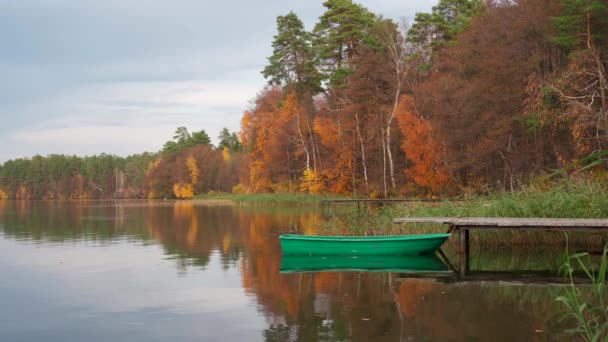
left=1, top=0, right=606, bottom=199
left=0, top=127, right=243, bottom=199
left=239, top=0, right=607, bottom=196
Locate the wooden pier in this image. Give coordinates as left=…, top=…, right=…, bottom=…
left=393, top=217, right=608, bottom=277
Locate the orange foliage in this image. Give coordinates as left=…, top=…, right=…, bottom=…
left=396, top=95, right=451, bottom=194
left=396, top=279, right=438, bottom=318
left=314, top=115, right=353, bottom=194
left=0, top=188, right=8, bottom=199
left=249, top=160, right=271, bottom=192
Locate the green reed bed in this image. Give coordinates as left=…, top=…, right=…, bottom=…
left=196, top=192, right=345, bottom=205
left=557, top=243, right=608, bottom=341
left=321, top=181, right=608, bottom=247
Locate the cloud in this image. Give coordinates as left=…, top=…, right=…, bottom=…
left=4, top=77, right=261, bottom=158
left=0, top=0, right=433, bottom=162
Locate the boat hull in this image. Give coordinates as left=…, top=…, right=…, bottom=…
left=279, top=233, right=450, bottom=256
left=280, top=254, right=450, bottom=273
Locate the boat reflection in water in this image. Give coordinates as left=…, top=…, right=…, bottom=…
left=280, top=254, right=451, bottom=274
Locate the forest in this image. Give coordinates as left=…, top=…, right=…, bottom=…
left=1, top=0, right=607, bottom=199
left=0, top=127, right=243, bottom=199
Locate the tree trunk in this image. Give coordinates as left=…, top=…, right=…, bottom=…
left=355, top=111, right=369, bottom=193
left=381, top=118, right=388, bottom=198
left=387, top=82, right=399, bottom=190
left=295, top=105, right=311, bottom=171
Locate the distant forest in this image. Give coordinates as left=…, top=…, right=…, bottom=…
left=1, top=0, right=607, bottom=199
left=0, top=127, right=243, bottom=199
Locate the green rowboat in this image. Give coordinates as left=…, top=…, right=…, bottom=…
left=280, top=254, right=450, bottom=274
left=279, top=233, right=450, bottom=256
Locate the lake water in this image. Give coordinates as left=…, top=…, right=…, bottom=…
left=0, top=200, right=574, bottom=341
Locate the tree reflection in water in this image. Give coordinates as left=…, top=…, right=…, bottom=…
left=0, top=200, right=572, bottom=341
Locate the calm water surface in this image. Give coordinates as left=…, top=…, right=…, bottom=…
left=0, top=200, right=571, bottom=341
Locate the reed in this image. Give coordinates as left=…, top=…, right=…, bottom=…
left=556, top=241, right=608, bottom=341
left=196, top=192, right=345, bottom=205
left=321, top=180, right=608, bottom=247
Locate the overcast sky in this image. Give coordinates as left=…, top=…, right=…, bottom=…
left=0, top=0, right=433, bottom=162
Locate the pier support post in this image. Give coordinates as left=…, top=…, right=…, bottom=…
left=458, top=228, right=470, bottom=278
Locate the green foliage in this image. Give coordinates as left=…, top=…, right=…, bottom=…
left=190, top=130, right=211, bottom=145
left=197, top=192, right=345, bottom=205
left=322, top=179, right=608, bottom=241
left=263, top=12, right=322, bottom=94
left=173, top=126, right=191, bottom=142
left=541, top=86, right=561, bottom=108
left=125, top=152, right=157, bottom=186
left=313, top=0, right=376, bottom=86
left=0, top=153, right=139, bottom=199
left=408, top=183, right=608, bottom=219
left=550, top=149, right=608, bottom=177
left=557, top=240, right=608, bottom=341
left=217, top=128, right=242, bottom=152
left=551, top=0, right=608, bottom=51
left=163, top=127, right=211, bottom=154
left=407, top=0, right=482, bottom=60
left=519, top=111, right=543, bottom=134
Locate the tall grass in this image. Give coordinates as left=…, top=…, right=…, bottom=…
left=320, top=180, right=608, bottom=247
left=400, top=181, right=608, bottom=219
left=196, top=192, right=346, bottom=205
left=557, top=242, right=608, bottom=341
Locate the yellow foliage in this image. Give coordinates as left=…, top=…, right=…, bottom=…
left=299, top=212, right=323, bottom=235
left=222, top=233, right=232, bottom=253
left=173, top=182, right=194, bottom=199
left=232, top=184, right=246, bottom=194
left=369, top=190, right=383, bottom=199
left=186, top=209, right=199, bottom=247
left=299, top=169, right=325, bottom=194
left=222, top=147, right=231, bottom=162
left=186, top=156, right=200, bottom=185
left=0, top=188, right=8, bottom=199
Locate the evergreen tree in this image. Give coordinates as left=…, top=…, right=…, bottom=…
left=218, top=128, right=242, bottom=151
left=313, top=0, right=376, bottom=87
left=408, top=0, right=482, bottom=68
left=262, top=12, right=322, bottom=94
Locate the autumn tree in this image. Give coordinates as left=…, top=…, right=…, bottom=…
left=239, top=87, right=302, bottom=192
left=374, top=19, right=415, bottom=194
left=414, top=0, right=564, bottom=188
left=263, top=12, right=323, bottom=173
left=548, top=0, right=608, bottom=154
left=342, top=43, right=401, bottom=194
left=407, top=0, right=483, bottom=69
left=396, top=95, right=450, bottom=195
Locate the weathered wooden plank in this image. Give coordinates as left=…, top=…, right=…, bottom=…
left=393, top=217, right=608, bottom=228
left=322, top=199, right=442, bottom=203
left=456, top=225, right=608, bottom=231
left=393, top=217, right=455, bottom=224
left=451, top=217, right=608, bottom=227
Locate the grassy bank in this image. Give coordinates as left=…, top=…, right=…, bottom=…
left=196, top=192, right=346, bottom=205
left=321, top=181, right=608, bottom=247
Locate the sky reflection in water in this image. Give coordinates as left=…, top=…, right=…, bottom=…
left=0, top=201, right=570, bottom=341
